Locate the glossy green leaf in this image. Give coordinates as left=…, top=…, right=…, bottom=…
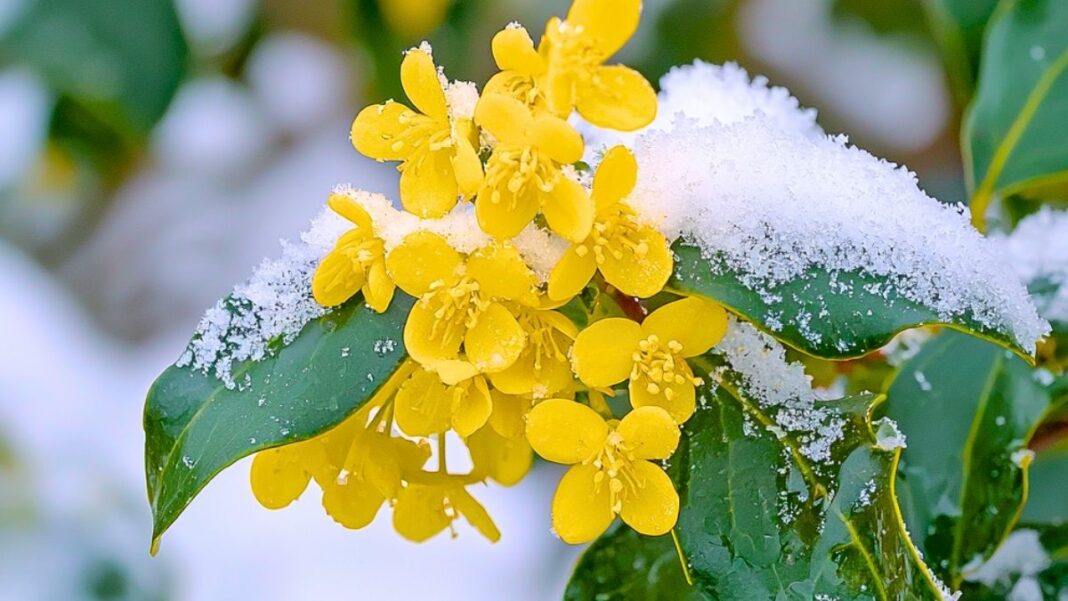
left=964, top=0, right=1068, bottom=228
left=144, top=294, right=413, bottom=551
left=565, top=525, right=704, bottom=601
left=885, top=331, right=1057, bottom=587
left=670, top=242, right=1030, bottom=360
left=568, top=349, right=948, bottom=599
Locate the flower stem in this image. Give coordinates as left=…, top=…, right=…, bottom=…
left=671, top=528, right=693, bottom=586
left=438, top=433, right=447, bottom=474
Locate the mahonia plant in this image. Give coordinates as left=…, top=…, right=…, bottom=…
left=252, top=0, right=700, bottom=545
left=144, top=0, right=1060, bottom=598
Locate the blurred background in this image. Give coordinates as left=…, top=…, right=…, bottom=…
left=0, top=0, right=980, bottom=598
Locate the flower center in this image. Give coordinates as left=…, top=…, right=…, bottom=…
left=517, top=310, right=568, bottom=374
left=545, top=21, right=604, bottom=83
left=587, top=431, right=640, bottom=513
left=341, top=238, right=384, bottom=270
left=484, top=146, right=558, bottom=208
left=629, top=335, right=700, bottom=401
left=423, top=276, right=491, bottom=343
left=574, top=204, right=648, bottom=265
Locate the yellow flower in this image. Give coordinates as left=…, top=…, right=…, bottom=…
left=548, top=146, right=672, bottom=300
left=386, top=232, right=537, bottom=371
left=393, top=474, right=501, bottom=542
left=393, top=366, right=493, bottom=437
left=473, top=94, right=593, bottom=242
left=468, top=422, right=533, bottom=487
left=351, top=47, right=483, bottom=218
left=322, top=427, right=431, bottom=530
left=571, top=297, right=728, bottom=423
left=486, top=0, right=656, bottom=131
left=489, top=303, right=577, bottom=399
left=312, top=194, right=396, bottom=311
left=525, top=399, right=681, bottom=544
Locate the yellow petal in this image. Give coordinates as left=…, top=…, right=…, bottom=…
left=487, top=390, right=530, bottom=439
left=343, top=430, right=404, bottom=498
left=468, top=426, right=533, bottom=487
left=474, top=93, right=533, bottom=146
left=362, top=259, right=395, bottom=313
left=393, top=436, right=433, bottom=473
left=475, top=179, right=541, bottom=239
left=465, top=302, right=527, bottom=373
left=619, top=460, right=679, bottom=536
left=328, top=193, right=373, bottom=230
left=321, top=479, right=386, bottom=529
left=351, top=101, right=417, bottom=161
left=451, top=376, right=493, bottom=437
left=429, top=358, right=480, bottom=386
left=599, top=225, right=673, bottom=298
left=592, top=146, right=637, bottom=211
left=393, top=483, right=451, bottom=542
left=394, top=369, right=452, bottom=436
left=451, top=134, right=484, bottom=199
left=467, top=243, right=537, bottom=302
left=548, top=245, right=597, bottom=301
left=250, top=446, right=310, bottom=509
left=491, top=25, right=545, bottom=74
left=399, top=148, right=459, bottom=218
left=576, top=65, right=657, bottom=132
left=642, top=296, right=728, bottom=357
left=552, top=464, right=615, bottom=544
left=401, top=48, right=447, bottom=119
left=629, top=372, right=697, bottom=424
left=542, top=176, right=594, bottom=243
left=386, top=231, right=463, bottom=296
left=617, top=406, right=680, bottom=460
left=566, top=0, right=641, bottom=58
left=531, top=114, right=584, bottom=164
left=312, top=239, right=366, bottom=307
left=525, top=398, right=608, bottom=464
left=449, top=484, right=502, bottom=542
left=571, top=318, right=643, bottom=387
left=404, top=299, right=465, bottom=365
left=491, top=344, right=573, bottom=398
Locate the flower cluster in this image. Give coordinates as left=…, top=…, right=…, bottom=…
left=251, top=0, right=729, bottom=545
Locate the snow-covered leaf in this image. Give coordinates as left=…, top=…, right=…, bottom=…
left=144, top=292, right=412, bottom=552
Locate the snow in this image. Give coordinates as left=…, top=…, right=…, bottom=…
left=872, top=417, right=907, bottom=451
left=965, top=529, right=1051, bottom=601
left=176, top=210, right=348, bottom=387
left=713, top=317, right=846, bottom=463
left=993, top=208, right=1068, bottom=325
left=619, top=111, right=1047, bottom=353
left=579, top=60, right=820, bottom=160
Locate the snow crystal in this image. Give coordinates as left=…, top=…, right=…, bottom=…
left=332, top=185, right=566, bottom=281
left=872, top=417, right=907, bottom=451
left=714, top=317, right=846, bottom=463
left=993, top=208, right=1068, bottom=325
left=625, top=113, right=1047, bottom=353
left=445, top=80, right=479, bottom=120
left=580, top=61, right=821, bottom=158
left=965, top=530, right=1051, bottom=597
left=176, top=208, right=348, bottom=387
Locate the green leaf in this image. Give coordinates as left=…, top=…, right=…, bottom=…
left=885, top=331, right=1057, bottom=587
left=964, top=0, right=1068, bottom=228
left=143, top=293, right=413, bottom=551
left=565, top=525, right=704, bottom=601
left=567, top=327, right=947, bottom=599
left=670, top=242, right=1030, bottom=360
